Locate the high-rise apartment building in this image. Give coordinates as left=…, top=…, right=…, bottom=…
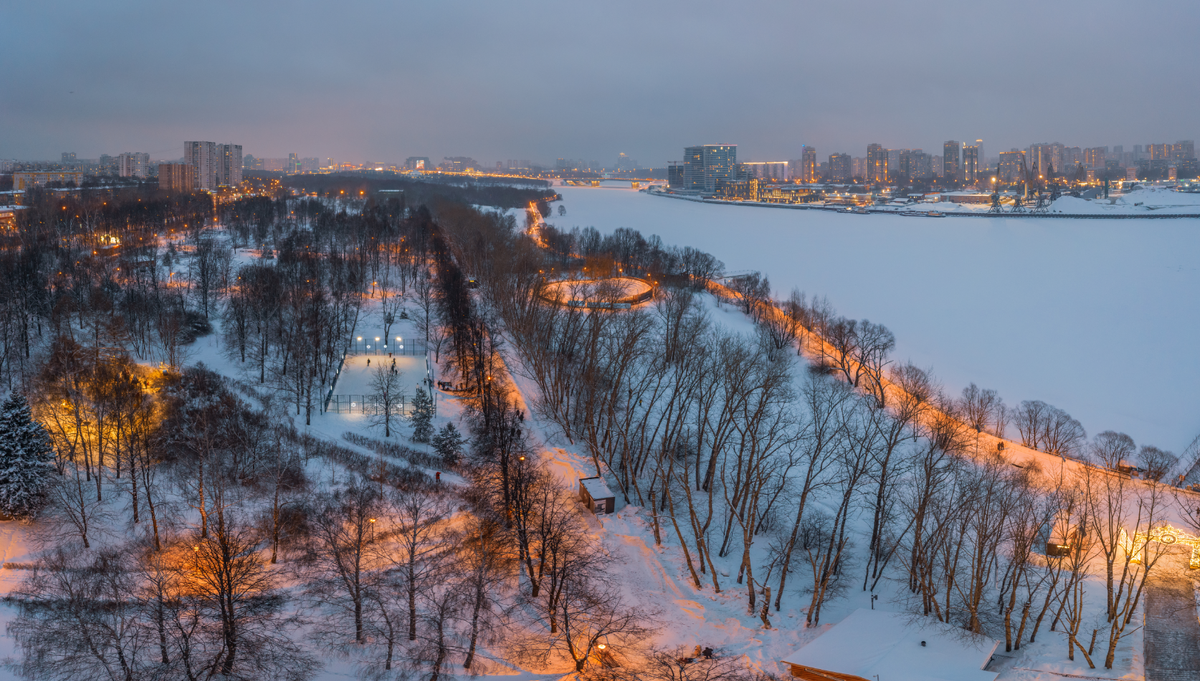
left=975, top=139, right=985, bottom=170
left=1063, top=147, right=1082, bottom=171
left=1084, top=147, right=1106, bottom=170
left=998, top=150, right=1026, bottom=182
left=682, top=145, right=737, bottom=193
left=668, top=162, right=685, bottom=188
left=61, top=152, right=77, bottom=165
left=118, top=152, right=151, bottom=178
left=158, top=163, right=195, bottom=192
left=185, top=141, right=242, bottom=189
left=742, top=161, right=789, bottom=181
left=866, top=144, right=888, bottom=184
left=1028, top=143, right=1065, bottom=175
left=1174, top=140, right=1195, bottom=162
left=800, top=146, right=817, bottom=183
left=962, top=145, right=980, bottom=183
left=1147, top=143, right=1171, bottom=161
left=828, top=154, right=851, bottom=182
left=942, top=141, right=961, bottom=182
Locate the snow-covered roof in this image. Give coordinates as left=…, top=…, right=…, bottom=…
left=580, top=476, right=614, bottom=500
left=781, top=609, right=999, bottom=681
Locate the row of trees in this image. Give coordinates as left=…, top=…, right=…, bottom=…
left=431, top=199, right=1195, bottom=672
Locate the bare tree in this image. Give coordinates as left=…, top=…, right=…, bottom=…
left=8, top=547, right=147, bottom=681
left=304, top=478, right=381, bottom=646
left=959, top=383, right=1002, bottom=433
left=388, top=486, right=450, bottom=641
left=1089, top=431, right=1135, bottom=470
left=1015, top=400, right=1085, bottom=458
left=370, top=365, right=403, bottom=438
left=1137, top=445, right=1178, bottom=482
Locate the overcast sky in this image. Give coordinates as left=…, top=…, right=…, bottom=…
left=2, top=0, right=1197, bottom=166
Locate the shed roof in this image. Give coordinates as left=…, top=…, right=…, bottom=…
left=781, top=609, right=999, bottom=681
left=580, top=476, right=615, bottom=500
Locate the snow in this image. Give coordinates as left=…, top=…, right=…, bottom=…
left=579, top=476, right=614, bottom=502
left=545, top=186, right=1200, bottom=453
left=780, top=608, right=999, bottom=681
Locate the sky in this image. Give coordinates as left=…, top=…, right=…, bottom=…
left=2, top=0, right=1198, bottom=167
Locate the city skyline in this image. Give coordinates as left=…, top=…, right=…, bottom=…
left=2, top=0, right=1198, bottom=165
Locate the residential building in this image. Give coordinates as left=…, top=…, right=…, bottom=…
left=220, top=145, right=242, bottom=185
left=185, top=141, right=242, bottom=189
left=828, top=153, right=851, bottom=182
left=118, top=152, right=150, bottom=178
left=1174, top=140, right=1195, bottom=162
left=962, top=144, right=980, bottom=183
left=158, top=164, right=194, bottom=192
left=999, top=150, right=1026, bottom=182
left=1028, top=143, right=1064, bottom=176
left=667, top=161, right=685, bottom=188
left=61, top=152, right=77, bottom=165
left=799, top=146, right=817, bottom=183
left=975, top=139, right=985, bottom=171
left=943, top=140, right=961, bottom=182
left=1148, top=143, right=1172, bottom=161
left=741, top=161, right=789, bottom=181
left=894, top=149, right=929, bottom=181
left=1063, top=147, right=1083, bottom=171
left=439, top=156, right=479, bottom=172
left=851, top=157, right=866, bottom=180
left=1084, top=147, right=1106, bottom=170
left=682, top=145, right=737, bottom=193
left=866, top=143, right=888, bottom=184
left=405, top=157, right=431, bottom=171
left=13, top=171, right=83, bottom=191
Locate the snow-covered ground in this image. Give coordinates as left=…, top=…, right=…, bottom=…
left=543, top=186, right=1200, bottom=454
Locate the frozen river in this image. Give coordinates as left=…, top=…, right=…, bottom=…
left=544, top=185, right=1200, bottom=454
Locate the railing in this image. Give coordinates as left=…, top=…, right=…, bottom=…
left=326, top=394, right=413, bottom=416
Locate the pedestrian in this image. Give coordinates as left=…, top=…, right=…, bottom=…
left=367, top=358, right=370, bottom=366
left=702, top=647, right=713, bottom=660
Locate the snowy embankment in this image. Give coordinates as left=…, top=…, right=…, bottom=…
left=497, top=292, right=1148, bottom=680
left=544, top=186, right=1200, bottom=455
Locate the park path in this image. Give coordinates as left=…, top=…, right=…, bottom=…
left=1144, top=548, right=1200, bottom=681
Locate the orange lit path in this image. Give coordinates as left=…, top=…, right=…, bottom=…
left=706, top=277, right=1200, bottom=502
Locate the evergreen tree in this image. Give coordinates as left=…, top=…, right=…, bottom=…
left=432, top=422, right=466, bottom=466
left=409, top=388, right=434, bottom=444
left=0, top=393, right=56, bottom=519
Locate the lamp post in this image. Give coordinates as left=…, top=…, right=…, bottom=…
left=375, top=337, right=381, bottom=356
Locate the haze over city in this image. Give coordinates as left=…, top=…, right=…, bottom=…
left=3, top=0, right=1199, bottom=165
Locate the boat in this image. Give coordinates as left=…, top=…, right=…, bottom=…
left=926, top=211, right=945, bottom=218
left=853, top=206, right=869, bottom=214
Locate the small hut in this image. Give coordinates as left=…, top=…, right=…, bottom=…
left=579, top=477, right=615, bottom=515
left=781, top=609, right=998, bottom=681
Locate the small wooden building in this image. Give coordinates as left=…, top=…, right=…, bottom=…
left=579, top=477, right=616, bottom=515
left=781, top=609, right=998, bottom=681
